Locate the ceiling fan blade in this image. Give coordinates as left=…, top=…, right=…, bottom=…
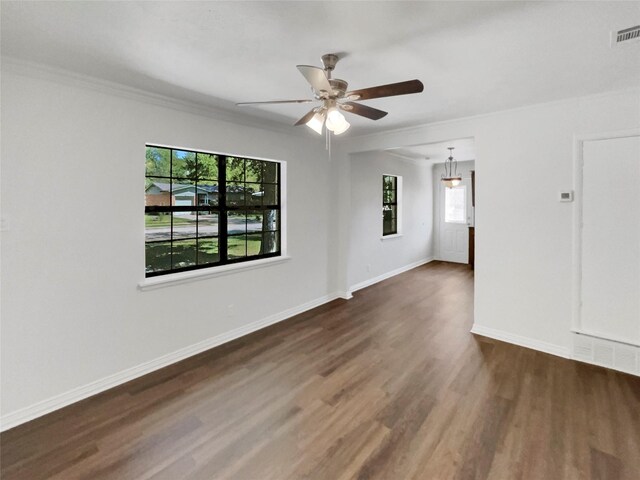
left=294, top=108, right=318, bottom=126
left=236, top=99, right=313, bottom=106
left=297, top=65, right=332, bottom=93
left=341, top=102, right=388, bottom=121
left=346, top=79, right=424, bottom=101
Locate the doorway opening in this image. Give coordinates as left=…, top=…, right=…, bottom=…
left=387, top=137, right=476, bottom=266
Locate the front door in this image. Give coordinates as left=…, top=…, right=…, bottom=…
left=438, top=178, right=472, bottom=263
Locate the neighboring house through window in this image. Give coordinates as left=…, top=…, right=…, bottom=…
left=145, top=145, right=281, bottom=277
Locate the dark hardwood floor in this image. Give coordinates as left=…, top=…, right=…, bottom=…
left=2, top=261, right=639, bottom=479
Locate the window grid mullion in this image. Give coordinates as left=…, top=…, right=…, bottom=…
left=170, top=148, right=174, bottom=269
left=219, top=155, right=228, bottom=264
left=195, top=151, right=199, bottom=265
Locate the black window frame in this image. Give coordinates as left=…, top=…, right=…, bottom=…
left=382, top=175, right=398, bottom=236
left=145, top=145, right=282, bottom=277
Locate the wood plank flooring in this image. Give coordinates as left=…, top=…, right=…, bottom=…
left=2, top=261, right=639, bottom=479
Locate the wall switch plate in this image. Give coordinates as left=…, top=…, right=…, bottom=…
left=559, top=191, right=574, bottom=202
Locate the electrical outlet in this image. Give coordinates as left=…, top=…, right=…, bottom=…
left=366, top=264, right=371, bottom=272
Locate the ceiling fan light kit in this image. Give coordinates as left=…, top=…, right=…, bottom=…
left=306, top=110, right=326, bottom=135
left=324, top=106, right=350, bottom=134
left=236, top=53, right=424, bottom=137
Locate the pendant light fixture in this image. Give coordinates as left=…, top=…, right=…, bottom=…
left=441, top=147, right=462, bottom=188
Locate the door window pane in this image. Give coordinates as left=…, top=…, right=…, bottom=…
left=445, top=186, right=466, bottom=224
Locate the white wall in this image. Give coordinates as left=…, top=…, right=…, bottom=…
left=0, top=61, right=339, bottom=421
left=338, top=88, right=640, bottom=356
left=347, top=151, right=433, bottom=290
left=3, top=60, right=639, bottom=426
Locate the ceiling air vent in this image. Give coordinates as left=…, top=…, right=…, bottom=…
left=611, top=25, right=640, bottom=47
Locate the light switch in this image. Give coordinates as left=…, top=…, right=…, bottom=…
left=559, top=191, right=574, bottom=202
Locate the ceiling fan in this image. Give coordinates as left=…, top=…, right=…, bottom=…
left=236, top=53, right=424, bottom=135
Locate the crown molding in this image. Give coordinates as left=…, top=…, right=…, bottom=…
left=1, top=56, right=310, bottom=138
left=382, top=150, right=430, bottom=166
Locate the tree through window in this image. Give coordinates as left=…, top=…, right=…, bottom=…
left=145, top=145, right=281, bottom=276
left=383, top=175, right=399, bottom=236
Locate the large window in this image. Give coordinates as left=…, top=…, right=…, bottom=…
left=382, top=175, right=400, bottom=236
left=145, top=145, right=281, bottom=277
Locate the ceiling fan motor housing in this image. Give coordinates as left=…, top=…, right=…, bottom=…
left=329, top=78, right=348, bottom=97
left=321, top=53, right=339, bottom=73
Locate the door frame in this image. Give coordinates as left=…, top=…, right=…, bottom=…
left=571, top=128, right=640, bottom=345
left=435, top=172, right=474, bottom=261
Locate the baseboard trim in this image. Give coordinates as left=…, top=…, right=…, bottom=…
left=337, top=291, right=353, bottom=300
left=0, top=292, right=343, bottom=432
left=349, top=257, right=434, bottom=294
left=470, top=324, right=570, bottom=359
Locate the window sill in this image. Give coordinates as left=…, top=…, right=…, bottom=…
left=381, top=233, right=404, bottom=240
left=138, top=256, right=291, bottom=291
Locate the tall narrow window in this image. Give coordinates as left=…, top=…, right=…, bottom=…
left=382, top=175, right=399, bottom=236
left=145, top=145, right=281, bottom=277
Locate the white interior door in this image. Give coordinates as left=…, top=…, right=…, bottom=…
left=439, top=178, right=472, bottom=263
left=580, top=135, right=640, bottom=344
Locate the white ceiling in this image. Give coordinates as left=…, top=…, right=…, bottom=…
left=387, top=137, right=476, bottom=164
left=2, top=1, right=639, bottom=135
